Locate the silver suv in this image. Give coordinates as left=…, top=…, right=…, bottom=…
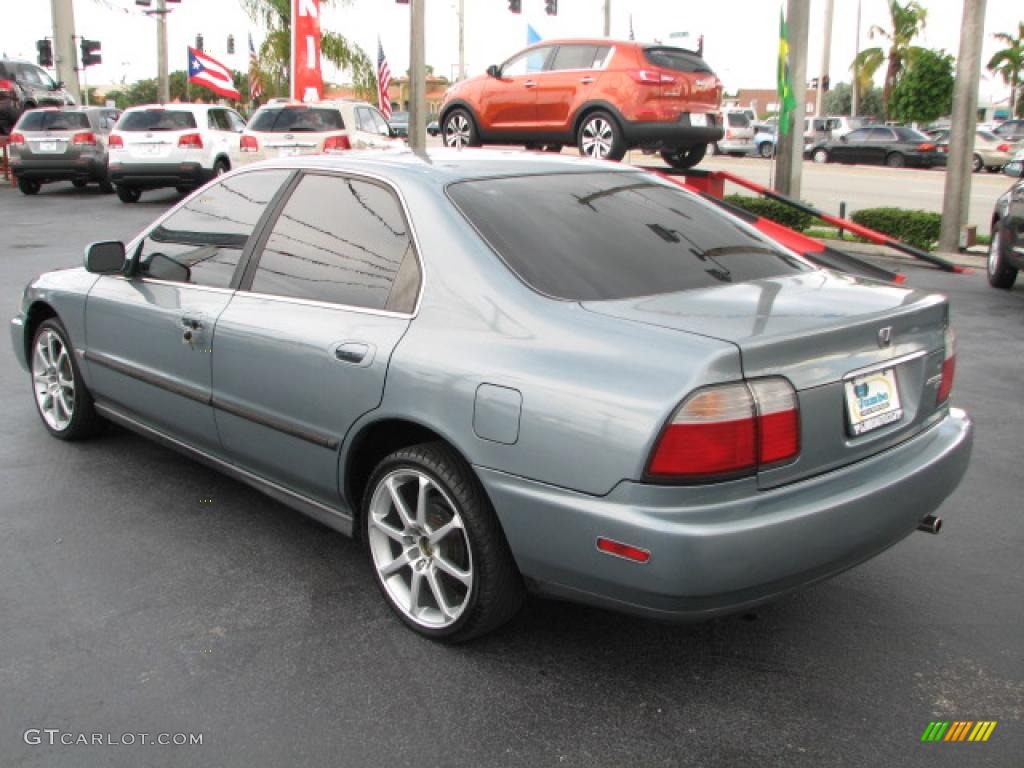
left=9, top=107, right=120, bottom=195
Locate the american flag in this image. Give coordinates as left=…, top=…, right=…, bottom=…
left=377, top=37, right=392, bottom=119
left=248, top=33, right=263, bottom=103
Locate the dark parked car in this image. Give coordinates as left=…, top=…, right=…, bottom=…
left=389, top=111, right=409, bottom=137
left=993, top=119, right=1024, bottom=143
left=0, top=59, right=75, bottom=135
left=809, top=125, right=941, bottom=168
left=10, top=151, right=972, bottom=641
left=988, top=154, right=1024, bottom=289
left=8, top=107, right=121, bottom=195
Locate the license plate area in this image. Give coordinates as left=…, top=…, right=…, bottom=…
left=844, top=368, right=903, bottom=436
left=690, top=113, right=708, bottom=127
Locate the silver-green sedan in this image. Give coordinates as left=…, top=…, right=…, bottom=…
left=9, top=150, right=973, bottom=640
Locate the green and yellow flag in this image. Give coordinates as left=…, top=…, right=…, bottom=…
left=777, top=8, right=797, bottom=135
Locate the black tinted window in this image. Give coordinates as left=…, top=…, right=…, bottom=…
left=550, top=45, right=599, bottom=71
left=448, top=172, right=812, bottom=302
left=727, top=113, right=749, bottom=127
left=643, top=47, right=713, bottom=74
left=17, top=111, right=90, bottom=131
left=120, top=110, right=197, bottom=131
left=137, top=171, right=290, bottom=288
left=249, top=107, right=344, bottom=132
left=251, top=174, right=420, bottom=312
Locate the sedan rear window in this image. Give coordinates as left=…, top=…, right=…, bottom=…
left=448, top=172, right=812, bottom=302
left=17, top=111, right=90, bottom=131
left=248, top=107, right=344, bottom=132
left=120, top=110, right=197, bottom=131
left=643, top=46, right=713, bottom=74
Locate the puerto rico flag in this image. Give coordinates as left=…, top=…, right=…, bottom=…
left=188, top=47, right=240, bottom=100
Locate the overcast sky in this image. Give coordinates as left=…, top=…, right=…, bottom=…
left=1, top=0, right=1019, bottom=105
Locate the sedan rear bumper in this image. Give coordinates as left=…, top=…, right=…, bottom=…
left=108, top=162, right=212, bottom=189
left=479, top=408, right=972, bottom=621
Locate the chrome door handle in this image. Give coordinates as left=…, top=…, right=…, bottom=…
left=334, top=342, right=373, bottom=366
left=523, top=81, right=537, bottom=88
left=579, top=77, right=595, bottom=84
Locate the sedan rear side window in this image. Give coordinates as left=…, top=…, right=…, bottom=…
left=448, top=172, right=812, bottom=302
left=120, top=110, right=197, bottom=131
left=248, top=107, right=344, bottom=132
left=16, top=111, right=90, bottom=131
left=136, top=170, right=291, bottom=288
left=250, top=174, right=420, bottom=313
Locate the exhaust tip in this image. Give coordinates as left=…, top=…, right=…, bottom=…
left=917, top=515, right=942, bottom=534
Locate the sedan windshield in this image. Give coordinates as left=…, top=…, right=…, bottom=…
left=448, top=172, right=812, bottom=302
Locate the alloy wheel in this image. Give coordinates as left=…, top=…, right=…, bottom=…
left=444, top=114, right=471, bottom=149
left=367, top=469, right=474, bottom=629
left=580, top=117, right=614, bottom=159
left=32, top=328, right=75, bottom=431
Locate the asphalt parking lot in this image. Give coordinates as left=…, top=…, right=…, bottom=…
left=1, top=180, right=1022, bottom=768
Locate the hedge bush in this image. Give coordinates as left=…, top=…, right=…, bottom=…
left=850, top=207, right=941, bottom=251
left=723, top=194, right=815, bottom=232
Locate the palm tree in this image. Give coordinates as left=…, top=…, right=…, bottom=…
left=850, top=0, right=927, bottom=120
left=241, top=0, right=376, bottom=100
left=988, top=23, right=1023, bottom=119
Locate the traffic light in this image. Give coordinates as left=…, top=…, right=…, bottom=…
left=36, top=39, right=53, bottom=68
left=195, top=34, right=204, bottom=52
left=810, top=77, right=819, bottom=89
left=227, top=34, right=235, bottom=54
left=508, top=0, right=521, bottom=13
left=822, top=74, right=830, bottom=91
left=545, top=0, right=557, bottom=14
left=80, top=39, right=101, bottom=68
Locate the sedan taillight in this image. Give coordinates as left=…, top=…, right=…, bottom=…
left=936, top=327, right=956, bottom=405
left=916, top=142, right=936, bottom=152
left=240, top=135, right=259, bottom=152
left=178, top=132, right=203, bottom=149
left=108, top=134, right=124, bottom=148
left=0, top=79, right=15, bottom=94
left=72, top=131, right=97, bottom=145
left=323, top=135, right=352, bottom=153
left=996, top=143, right=1010, bottom=152
left=647, top=378, right=800, bottom=480
left=9, top=131, right=25, bottom=145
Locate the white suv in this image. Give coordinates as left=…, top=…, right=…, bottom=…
left=237, top=99, right=400, bottom=165
left=108, top=104, right=246, bottom=203
left=711, top=109, right=755, bottom=156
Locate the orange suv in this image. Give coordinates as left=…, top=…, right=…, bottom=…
left=440, top=39, right=723, bottom=168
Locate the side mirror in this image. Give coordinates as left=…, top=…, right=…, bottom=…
left=54, top=80, right=65, bottom=90
left=1003, top=160, right=1024, bottom=179
left=84, top=240, right=125, bottom=274
left=145, top=253, right=191, bottom=283
left=486, top=64, right=500, bottom=78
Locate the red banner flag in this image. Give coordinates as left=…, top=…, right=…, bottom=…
left=292, top=0, right=323, bottom=102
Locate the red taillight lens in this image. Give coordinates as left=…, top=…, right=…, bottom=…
left=323, top=134, right=352, bottom=153
left=0, top=79, right=15, bottom=93
left=596, top=538, right=651, bottom=564
left=72, top=131, right=97, bottom=146
left=630, top=69, right=676, bottom=84
left=936, top=327, right=956, bottom=404
left=177, top=132, right=203, bottom=148
left=996, top=143, right=1011, bottom=152
left=240, top=134, right=258, bottom=152
left=647, top=378, right=800, bottom=480
left=108, top=134, right=124, bottom=148
left=9, top=131, right=25, bottom=145
left=916, top=142, right=936, bottom=152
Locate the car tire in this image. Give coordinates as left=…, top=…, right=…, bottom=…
left=71, top=179, right=88, bottom=189
left=29, top=318, right=105, bottom=441
left=543, top=144, right=562, bottom=153
left=885, top=152, right=906, bottom=168
left=363, top=441, right=524, bottom=642
left=213, top=159, right=229, bottom=177
left=971, top=154, right=983, bottom=173
left=577, top=110, right=626, bottom=161
left=661, top=144, right=707, bottom=169
left=18, top=178, right=42, bottom=195
left=176, top=185, right=194, bottom=195
left=987, top=220, right=1019, bottom=290
left=985, top=165, right=1000, bottom=174
left=758, top=141, right=775, bottom=159
left=708, top=142, right=721, bottom=156
left=116, top=185, right=141, bottom=203
left=99, top=179, right=115, bottom=194
left=442, top=108, right=481, bottom=149
left=812, top=148, right=829, bottom=164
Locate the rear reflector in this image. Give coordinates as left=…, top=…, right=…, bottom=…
left=9, top=131, right=25, bottom=145
left=108, top=134, right=124, bottom=148
left=72, top=131, right=97, bottom=146
left=596, top=537, right=651, bottom=563
left=323, top=134, right=352, bottom=153
left=240, top=134, right=258, bottom=152
left=177, top=132, right=203, bottom=148
left=647, top=378, right=800, bottom=480
left=936, top=327, right=956, bottom=404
